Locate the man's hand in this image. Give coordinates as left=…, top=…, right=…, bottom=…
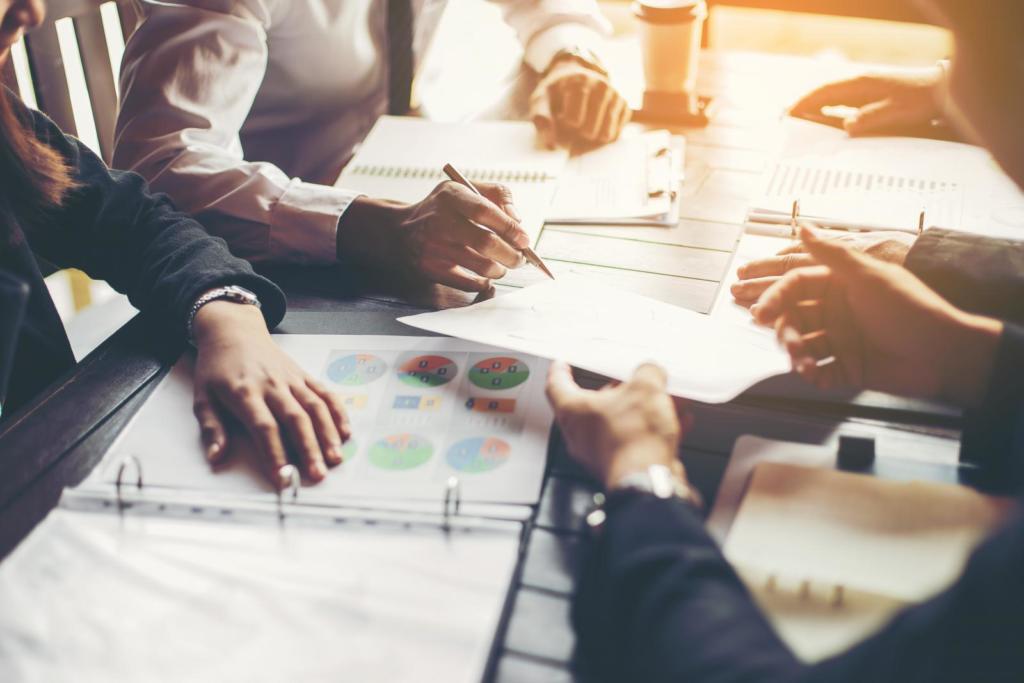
left=732, top=231, right=916, bottom=304
left=530, top=57, right=630, bottom=149
left=191, top=302, right=352, bottom=489
left=751, top=226, right=1002, bottom=406
left=790, top=68, right=944, bottom=137
left=337, top=181, right=528, bottom=292
left=545, top=361, right=690, bottom=489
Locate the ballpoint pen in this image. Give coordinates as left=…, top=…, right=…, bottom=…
left=442, top=163, right=555, bottom=280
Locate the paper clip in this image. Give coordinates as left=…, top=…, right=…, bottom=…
left=115, top=455, right=144, bottom=513
left=443, top=476, right=462, bottom=530
left=276, top=464, right=300, bottom=521
left=790, top=199, right=801, bottom=239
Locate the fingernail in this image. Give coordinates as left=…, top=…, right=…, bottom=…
left=327, top=442, right=344, bottom=465
left=750, top=303, right=760, bottom=316
left=205, top=441, right=222, bottom=462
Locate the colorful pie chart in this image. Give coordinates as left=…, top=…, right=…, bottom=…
left=326, top=353, right=387, bottom=386
left=397, top=354, right=458, bottom=388
left=446, top=437, right=511, bottom=473
left=469, top=357, right=530, bottom=390
left=368, top=434, right=433, bottom=471
left=340, top=438, right=358, bottom=462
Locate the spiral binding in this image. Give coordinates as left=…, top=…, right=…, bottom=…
left=347, top=165, right=556, bottom=184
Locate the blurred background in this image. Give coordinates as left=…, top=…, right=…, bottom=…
left=5, top=0, right=952, bottom=359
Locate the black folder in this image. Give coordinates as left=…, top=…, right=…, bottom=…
left=0, top=270, right=29, bottom=416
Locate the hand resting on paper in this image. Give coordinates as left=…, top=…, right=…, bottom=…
left=731, top=230, right=916, bottom=304
left=337, top=181, right=528, bottom=293
left=790, top=68, right=946, bottom=137
left=545, top=361, right=692, bottom=489
left=530, top=56, right=630, bottom=149
left=751, top=226, right=1001, bottom=405
left=191, top=302, right=352, bottom=489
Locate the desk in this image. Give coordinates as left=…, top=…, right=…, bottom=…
left=0, top=50, right=968, bottom=681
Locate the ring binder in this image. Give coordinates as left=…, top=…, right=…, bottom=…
left=276, top=465, right=300, bottom=520
left=115, top=455, right=143, bottom=512
left=443, top=476, right=462, bottom=529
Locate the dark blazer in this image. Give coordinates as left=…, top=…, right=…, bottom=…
left=0, top=92, right=285, bottom=418
left=574, top=324, right=1024, bottom=683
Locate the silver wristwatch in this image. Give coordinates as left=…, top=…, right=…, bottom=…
left=185, top=285, right=261, bottom=346
left=545, top=46, right=609, bottom=78
left=586, top=464, right=703, bottom=533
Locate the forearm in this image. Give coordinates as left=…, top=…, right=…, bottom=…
left=575, top=494, right=802, bottom=683
left=905, top=229, right=1024, bottom=324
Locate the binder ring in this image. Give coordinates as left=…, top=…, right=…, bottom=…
left=443, top=476, right=462, bottom=528
left=115, top=455, right=143, bottom=511
left=276, top=464, right=300, bottom=520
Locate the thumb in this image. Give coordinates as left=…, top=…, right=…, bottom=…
left=798, top=225, right=865, bottom=275
left=844, top=98, right=911, bottom=136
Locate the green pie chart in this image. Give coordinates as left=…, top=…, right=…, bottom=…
left=469, top=357, right=530, bottom=390
left=368, top=434, right=433, bottom=471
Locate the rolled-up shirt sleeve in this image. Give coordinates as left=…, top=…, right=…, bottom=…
left=494, top=0, right=612, bottom=72
left=113, top=0, right=358, bottom=265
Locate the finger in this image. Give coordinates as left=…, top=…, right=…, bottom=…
left=632, top=363, right=668, bottom=392
left=265, top=391, right=328, bottom=482
left=558, top=75, right=588, bottom=128
left=444, top=224, right=521, bottom=269
left=844, top=98, right=920, bottom=137
left=426, top=261, right=492, bottom=292
left=789, top=76, right=885, bottom=115
left=475, top=181, right=527, bottom=238
left=580, top=80, right=612, bottom=141
left=737, top=253, right=816, bottom=280
left=221, top=394, right=290, bottom=489
left=545, top=360, right=583, bottom=408
left=798, top=225, right=869, bottom=275
left=730, top=276, right=779, bottom=303
left=601, top=96, right=631, bottom=144
left=193, top=389, right=229, bottom=464
left=451, top=244, right=509, bottom=280
left=775, top=241, right=811, bottom=255
left=530, top=89, right=557, bottom=150
left=751, top=265, right=831, bottom=325
left=292, top=385, right=345, bottom=467
left=442, top=182, right=529, bottom=249
left=306, top=378, right=352, bottom=443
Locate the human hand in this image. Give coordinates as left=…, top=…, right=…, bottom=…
left=751, top=226, right=1002, bottom=405
left=545, top=361, right=690, bottom=489
left=190, top=302, right=351, bottom=488
left=338, top=181, right=528, bottom=292
left=790, top=68, right=944, bottom=136
left=530, top=57, right=630, bottom=149
left=731, top=231, right=916, bottom=304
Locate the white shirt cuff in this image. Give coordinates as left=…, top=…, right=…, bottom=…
left=522, top=23, right=609, bottom=74
left=269, top=179, right=362, bottom=265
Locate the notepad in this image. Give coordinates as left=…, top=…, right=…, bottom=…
left=337, top=116, right=567, bottom=245
left=546, top=129, right=685, bottom=226
left=722, top=458, right=1012, bottom=661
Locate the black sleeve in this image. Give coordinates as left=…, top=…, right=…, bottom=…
left=905, top=229, right=1024, bottom=325
left=959, top=323, right=1024, bottom=490
left=21, top=104, right=285, bottom=331
left=576, top=493, right=1024, bottom=683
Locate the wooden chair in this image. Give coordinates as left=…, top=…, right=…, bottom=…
left=9, top=0, right=140, bottom=163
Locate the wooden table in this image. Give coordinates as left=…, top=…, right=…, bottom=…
left=0, top=49, right=969, bottom=681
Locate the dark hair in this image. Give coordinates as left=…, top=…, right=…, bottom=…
left=0, top=87, right=77, bottom=219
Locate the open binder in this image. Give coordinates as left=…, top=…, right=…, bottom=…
left=0, top=456, right=524, bottom=682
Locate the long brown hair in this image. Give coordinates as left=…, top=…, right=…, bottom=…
left=0, top=86, right=77, bottom=218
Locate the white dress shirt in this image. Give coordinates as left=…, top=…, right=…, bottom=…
left=113, top=0, right=610, bottom=265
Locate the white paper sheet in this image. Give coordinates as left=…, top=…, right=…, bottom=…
left=400, top=277, right=790, bottom=404
left=0, top=507, right=520, bottom=683
left=98, top=336, right=553, bottom=507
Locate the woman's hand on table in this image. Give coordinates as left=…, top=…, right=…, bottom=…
left=190, top=301, right=351, bottom=489
left=790, top=67, right=944, bottom=136
left=545, top=361, right=691, bottom=489
left=731, top=230, right=917, bottom=304
left=337, top=182, right=527, bottom=293
left=751, top=226, right=1001, bottom=406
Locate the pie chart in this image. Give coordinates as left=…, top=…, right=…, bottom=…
left=368, top=434, right=434, bottom=470
left=397, top=354, right=458, bottom=388
left=326, top=353, right=387, bottom=386
left=446, top=437, right=511, bottom=473
left=468, top=357, right=530, bottom=390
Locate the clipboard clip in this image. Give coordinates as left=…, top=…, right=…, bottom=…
left=646, top=145, right=675, bottom=200
left=115, top=455, right=143, bottom=513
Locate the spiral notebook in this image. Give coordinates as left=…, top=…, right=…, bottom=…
left=337, top=116, right=568, bottom=245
